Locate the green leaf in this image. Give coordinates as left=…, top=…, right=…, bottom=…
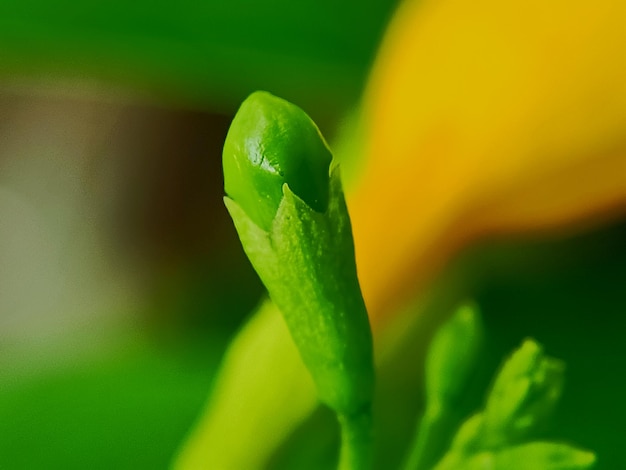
left=173, top=300, right=317, bottom=470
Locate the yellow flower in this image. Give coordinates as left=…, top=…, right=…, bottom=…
left=349, top=0, right=626, bottom=327
left=176, top=0, right=626, bottom=467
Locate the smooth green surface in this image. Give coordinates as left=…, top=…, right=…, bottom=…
left=0, top=338, right=224, bottom=469
left=223, top=91, right=332, bottom=231
left=173, top=300, right=317, bottom=470
left=338, top=408, right=374, bottom=470
left=0, top=0, right=397, bottom=119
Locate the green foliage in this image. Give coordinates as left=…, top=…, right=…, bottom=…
left=0, top=2, right=625, bottom=469
left=406, top=313, right=595, bottom=470
left=404, top=304, right=485, bottom=470
left=221, top=92, right=600, bottom=470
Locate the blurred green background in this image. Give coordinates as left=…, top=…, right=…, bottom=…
left=0, top=1, right=625, bottom=469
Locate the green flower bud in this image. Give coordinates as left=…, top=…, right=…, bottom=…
left=223, top=91, right=333, bottom=231
left=223, top=92, right=374, bottom=418
left=425, top=303, right=484, bottom=412
left=482, top=339, right=564, bottom=447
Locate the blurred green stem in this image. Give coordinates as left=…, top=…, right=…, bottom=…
left=338, top=406, right=373, bottom=470
left=403, top=405, right=457, bottom=470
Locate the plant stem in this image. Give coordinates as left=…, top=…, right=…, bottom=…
left=338, top=406, right=374, bottom=470
left=403, top=405, right=457, bottom=470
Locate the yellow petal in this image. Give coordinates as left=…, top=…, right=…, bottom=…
left=348, top=0, right=626, bottom=325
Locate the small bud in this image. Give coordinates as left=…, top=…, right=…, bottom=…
left=425, top=303, right=484, bottom=412
left=482, top=339, right=565, bottom=446
left=404, top=305, right=483, bottom=470
left=223, top=91, right=333, bottom=231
